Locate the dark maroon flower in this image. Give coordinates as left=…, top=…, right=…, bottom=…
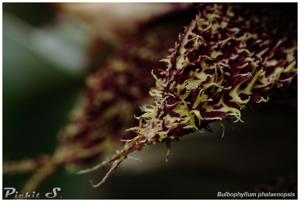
left=86, top=4, right=297, bottom=187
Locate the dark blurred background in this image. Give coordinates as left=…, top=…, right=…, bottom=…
left=3, top=3, right=297, bottom=199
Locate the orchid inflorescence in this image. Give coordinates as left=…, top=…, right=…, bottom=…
left=4, top=3, right=297, bottom=191
left=80, top=4, right=297, bottom=187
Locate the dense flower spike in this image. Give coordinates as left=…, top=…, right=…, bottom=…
left=87, top=4, right=297, bottom=187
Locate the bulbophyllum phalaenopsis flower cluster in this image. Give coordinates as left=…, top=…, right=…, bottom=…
left=4, top=3, right=297, bottom=191
left=82, top=4, right=297, bottom=187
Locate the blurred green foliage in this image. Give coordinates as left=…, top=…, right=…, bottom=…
left=3, top=3, right=90, bottom=198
